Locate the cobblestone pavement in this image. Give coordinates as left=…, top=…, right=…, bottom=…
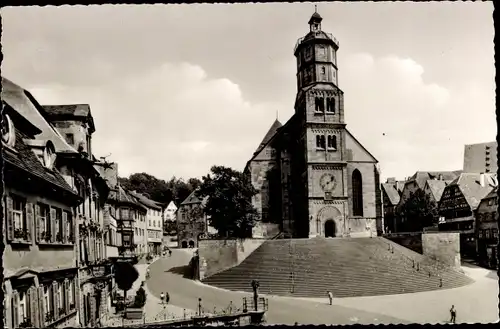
left=146, top=250, right=408, bottom=325
left=146, top=249, right=498, bottom=325
left=290, top=262, right=499, bottom=324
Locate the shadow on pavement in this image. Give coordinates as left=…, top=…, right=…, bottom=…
left=167, top=265, right=191, bottom=278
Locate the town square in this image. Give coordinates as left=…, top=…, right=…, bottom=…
left=1, top=2, right=498, bottom=328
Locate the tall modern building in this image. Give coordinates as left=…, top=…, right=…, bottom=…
left=463, top=141, right=497, bottom=174
left=244, top=11, right=383, bottom=239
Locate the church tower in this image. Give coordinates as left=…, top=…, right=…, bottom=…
left=292, top=10, right=349, bottom=238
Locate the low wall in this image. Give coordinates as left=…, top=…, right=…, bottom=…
left=384, top=232, right=423, bottom=254
left=422, top=232, right=461, bottom=269
left=197, top=238, right=267, bottom=280
left=252, top=222, right=280, bottom=238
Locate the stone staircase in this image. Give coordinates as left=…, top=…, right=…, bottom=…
left=202, top=237, right=474, bottom=298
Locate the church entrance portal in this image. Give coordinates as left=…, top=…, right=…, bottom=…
left=324, top=220, right=336, bottom=238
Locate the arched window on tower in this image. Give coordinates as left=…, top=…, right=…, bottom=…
left=315, top=97, right=325, bottom=112
left=327, top=135, right=337, bottom=150
left=316, top=135, right=326, bottom=149
left=326, top=97, right=335, bottom=113
left=352, top=169, right=363, bottom=216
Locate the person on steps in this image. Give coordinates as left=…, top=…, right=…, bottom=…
left=160, top=292, right=165, bottom=304
left=327, top=291, right=333, bottom=305
left=449, top=305, right=456, bottom=324
left=166, top=292, right=170, bottom=304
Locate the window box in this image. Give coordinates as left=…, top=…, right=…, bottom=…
left=45, top=311, right=54, bottom=323
left=18, top=318, right=33, bottom=328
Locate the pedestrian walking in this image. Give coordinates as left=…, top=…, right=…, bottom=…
left=449, top=305, right=456, bottom=324
left=169, top=249, right=172, bottom=257
left=166, top=292, right=170, bottom=304
left=160, top=292, right=165, bottom=304
left=327, top=291, right=333, bottom=305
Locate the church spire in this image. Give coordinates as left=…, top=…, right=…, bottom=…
left=308, top=6, right=323, bottom=32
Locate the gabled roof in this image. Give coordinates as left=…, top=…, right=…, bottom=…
left=447, top=173, right=498, bottom=210
left=180, top=189, right=203, bottom=206
left=483, top=186, right=498, bottom=200
left=42, top=104, right=95, bottom=133
left=1, top=77, right=77, bottom=154
left=245, top=114, right=298, bottom=173
left=425, top=179, right=448, bottom=202
left=108, top=185, right=147, bottom=211
left=345, top=128, right=378, bottom=163
left=128, top=190, right=162, bottom=210
left=409, top=170, right=463, bottom=189
left=254, top=119, right=282, bottom=155
left=382, top=183, right=400, bottom=205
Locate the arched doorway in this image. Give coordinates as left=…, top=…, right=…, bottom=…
left=324, top=220, right=336, bottom=238
left=181, top=241, right=188, bottom=248
left=188, top=240, right=195, bottom=248
left=317, top=206, right=342, bottom=237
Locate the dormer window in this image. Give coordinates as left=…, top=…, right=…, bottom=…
left=43, top=142, right=56, bottom=170
left=1, top=114, right=16, bottom=148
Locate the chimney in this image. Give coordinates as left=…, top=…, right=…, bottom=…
left=386, top=177, right=396, bottom=184
left=479, top=172, right=485, bottom=187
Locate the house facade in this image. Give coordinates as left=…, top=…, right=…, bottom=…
left=41, top=103, right=113, bottom=327
left=395, top=171, right=461, bottom=232
left=129, top=191, right=163, bottom=255
left=381, top=178, right=403, bottom=233
left=475, top=187, right=498, bottom=268
left=2, top=77, right=82, bottom=329
left=177, top=189, right=208, bottom=248
left=438, top=173, right=498, bottom=258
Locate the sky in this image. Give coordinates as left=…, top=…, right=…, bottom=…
left=1, top=2, right=495, bottom=182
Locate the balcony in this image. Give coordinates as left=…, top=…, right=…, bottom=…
left=294, top=32, right=339, bottom=53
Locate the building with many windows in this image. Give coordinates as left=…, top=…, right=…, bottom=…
left=475, top=187, right=498, bottom=269
left=2, top=77, right=82, bottom=329
left=463, top=141, right=497, bottom=174
left=244, top=11, right=382, bottom=239
left=438, top=172, right=498, bottom=258
left=40, top=103, right=112, bottom=327
left=129, top=191, right=163, bottom=255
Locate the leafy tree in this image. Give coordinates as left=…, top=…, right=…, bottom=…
left=118, top=174, right=201, bottom=206
left=396, top=189, right=438, bottom=232
left=114, top=262, right=139, bottom=316
left=197, top=165, right=259, bottom=238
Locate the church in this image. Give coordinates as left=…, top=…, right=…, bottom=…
left=244, top=11, right=383, bottom=239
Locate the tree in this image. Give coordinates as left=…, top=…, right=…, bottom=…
left=197, top=165, right=259, bottom=238
left=114, top=262, right=139, bottom=316
left=396, top=189, right=438, bottom=232
left=118, top=173, right=201, bottom=206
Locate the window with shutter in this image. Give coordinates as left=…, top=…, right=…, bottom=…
left=12, top=291, right=19, bottom=328
left=38, top=286, right=45, bottom=327
left=50, top=208, right=57, bottom=243
left=35, top=204, right=41, bottom=243
left=29, top=286, right=38, bottom=327
left=6, top=195, right=14, bottom=241
left=26, top=203, right=34, bottom=242
left=52, top=281, right=59, bottom=320
left=62, top=212, right=68, bottom=243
